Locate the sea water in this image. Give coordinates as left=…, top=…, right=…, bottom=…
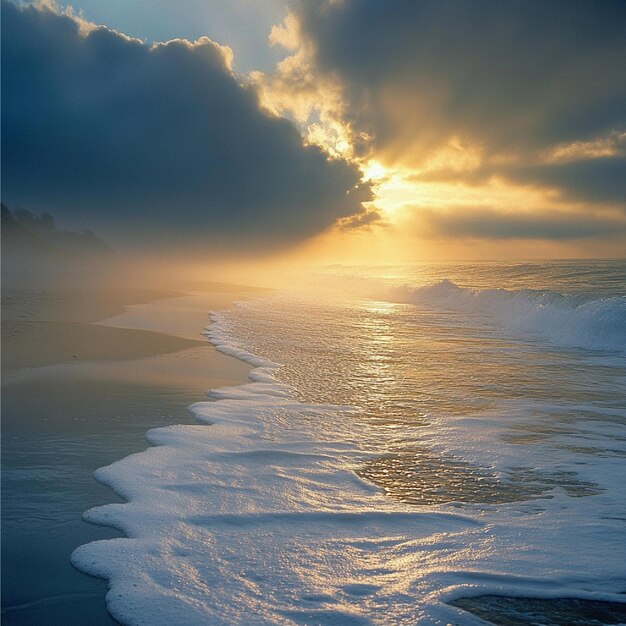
left=72, top=260, right=626, bottom=625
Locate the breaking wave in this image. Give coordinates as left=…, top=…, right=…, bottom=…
left=385, top=279, right=626, bottom=352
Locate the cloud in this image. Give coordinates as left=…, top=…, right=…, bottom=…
left=415, top=207, right=626, bottom=241
left=1, top=0, right=372, bottom=251
left=503, top=157, right=626, bottom=206
left=336, top=206, right=383, bottom=231
left=285, top=0, right=626, bottom=207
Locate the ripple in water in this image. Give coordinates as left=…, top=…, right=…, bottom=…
left=357, top=451, right=602, bottom=506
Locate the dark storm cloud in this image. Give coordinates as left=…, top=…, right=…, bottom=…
left=1, top=1, right=371, bottom=249
left=417, top=208, right=626, bottom=241
left=293, top=0, right=626, bottom=205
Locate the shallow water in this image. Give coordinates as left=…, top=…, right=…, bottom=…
left=73, top=260, right=626, bottom=625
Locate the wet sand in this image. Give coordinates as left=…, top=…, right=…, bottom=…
left=2, top=321, right=204, bottom=372
left=451, top=595, right=626, bottom=625
left=1, top=286, right=254, bottom=625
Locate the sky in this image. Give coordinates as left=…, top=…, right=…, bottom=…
left=2, top=0, right=625, bottom=262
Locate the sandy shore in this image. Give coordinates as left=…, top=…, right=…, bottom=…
left=1, top=284, right=258, bottom=625
left=2, top=321, right=204, bottom=372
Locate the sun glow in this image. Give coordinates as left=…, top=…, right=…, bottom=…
left=360, top=162, right=419, bottom=218
left=362, top=160, right=389, bottom=182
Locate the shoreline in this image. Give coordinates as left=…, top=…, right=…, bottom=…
left=1, top=285, right=256, bottom=625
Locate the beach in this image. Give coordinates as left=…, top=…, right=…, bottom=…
left=2, top=262, right=625, bottom=625
left=1, top=284, right=254, bottom=625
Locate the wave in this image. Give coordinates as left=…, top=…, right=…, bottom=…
left=384, top=279, right=626, bottom=352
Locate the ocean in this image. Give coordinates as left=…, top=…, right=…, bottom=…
left=72, top=260, right=626, bottom=625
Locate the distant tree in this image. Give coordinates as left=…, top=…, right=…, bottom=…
left=14, top=207, right=55, bottom=233
left=2, top=203, right=112, bottom=256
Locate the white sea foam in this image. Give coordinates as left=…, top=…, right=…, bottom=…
left=384, top=279, right=626, bottom=352
left=72, top=306, right=626, bottom=625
